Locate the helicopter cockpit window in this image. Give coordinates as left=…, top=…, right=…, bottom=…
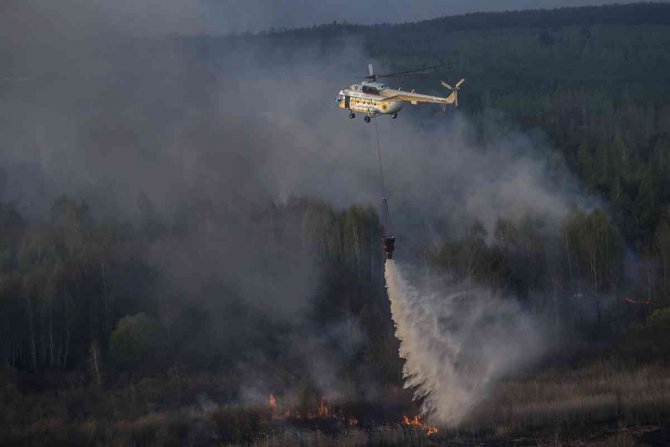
left=362, top=85, right=378, bottom=94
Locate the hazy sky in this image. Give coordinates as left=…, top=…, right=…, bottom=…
left=90, top=0, right=640, bottom=35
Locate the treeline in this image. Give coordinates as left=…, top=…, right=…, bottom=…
left=429, top=210, right=629, bottom=336
left=399, top=3, right=670, bottom=32
left=426, top=203, right=670, bottom=345
left=0, top=198, right=140, bottom=372
left=0, top=196, right=401, bottom=392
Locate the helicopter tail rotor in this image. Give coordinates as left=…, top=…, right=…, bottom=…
left=442, top=78, right=465, bottom=107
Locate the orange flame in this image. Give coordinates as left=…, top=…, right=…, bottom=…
left=268, top=394, right=282, bottom=419
left=317, top=398, right=330, bottom=418
left=402, top=415, right=438, bottom=436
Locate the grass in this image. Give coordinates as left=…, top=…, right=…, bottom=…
left=3, top=362, right=670, bottom=445
left=471, top=362, right=670, bottom=429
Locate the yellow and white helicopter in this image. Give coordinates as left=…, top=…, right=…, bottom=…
left=336, top=64, right=464, bottom=122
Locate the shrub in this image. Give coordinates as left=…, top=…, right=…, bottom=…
left=110, top=313, right=163, bottom=365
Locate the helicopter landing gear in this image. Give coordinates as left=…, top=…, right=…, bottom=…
left=391, top=113, right=398, bottom=119
left=349, top=112, right=355, bottom=119
left=364, top=116, right=371, bottom=123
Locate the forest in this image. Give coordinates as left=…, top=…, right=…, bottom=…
left=3, top=2, right=670, bottom=445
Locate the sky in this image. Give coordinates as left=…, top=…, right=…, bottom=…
left=85, top=0, right=639, bottom=35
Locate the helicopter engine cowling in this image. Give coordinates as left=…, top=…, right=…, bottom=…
left=383, top=101, right=404, bottom=114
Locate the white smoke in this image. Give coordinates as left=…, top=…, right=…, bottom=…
left=385, top=260, right=544, bottom=425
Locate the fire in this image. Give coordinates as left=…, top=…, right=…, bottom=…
left=266, top=395, right=436, bottom=434
left=402, top=415, right=438, bottom=436
left=317, top=398, right=330, bottom=418
left=268, top=393, right=285, bottom=419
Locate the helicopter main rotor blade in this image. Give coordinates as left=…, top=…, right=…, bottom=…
left=377, top=70, right=432, bottom=78
left=374, top=62, right=458, bottom=79
left=359, top=71, right=436, bottom=80
left=456, top=78, right=465, bottom=88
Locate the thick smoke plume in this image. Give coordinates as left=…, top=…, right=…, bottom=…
left=385, top=260, right=544, bottom=425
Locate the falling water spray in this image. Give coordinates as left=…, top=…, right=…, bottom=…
left=384, top=260, right=544, bottom=425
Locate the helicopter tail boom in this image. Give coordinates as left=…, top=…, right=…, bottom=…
left=377, top=78, right=464, bottom=107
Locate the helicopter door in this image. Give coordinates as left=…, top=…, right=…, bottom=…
left=344, top=95, right=350, bottom=109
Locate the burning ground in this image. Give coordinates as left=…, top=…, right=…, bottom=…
left=5, top=362, right=670, bottom=446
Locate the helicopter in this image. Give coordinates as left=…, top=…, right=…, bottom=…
left=336, top=64, right=464, bottom=122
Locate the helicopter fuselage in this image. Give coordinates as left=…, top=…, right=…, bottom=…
left=337, top=81, right=404, bottom=118
left=336, top=79, right=461, bottom=121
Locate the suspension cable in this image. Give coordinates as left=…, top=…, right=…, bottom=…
left=374, top=116, right=394, bottom=234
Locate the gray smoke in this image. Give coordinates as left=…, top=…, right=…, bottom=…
left=0, top=0, right=590, bottom=316
left=1, top=1, right=589, bottom=233
left=0, top=0, right=591, bottom=406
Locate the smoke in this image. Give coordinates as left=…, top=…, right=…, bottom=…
left=385, top=260, right=544, bottom=425
left=0, top=0, right=591, bottom=406
left=0, top=0, right=588, bottom=238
